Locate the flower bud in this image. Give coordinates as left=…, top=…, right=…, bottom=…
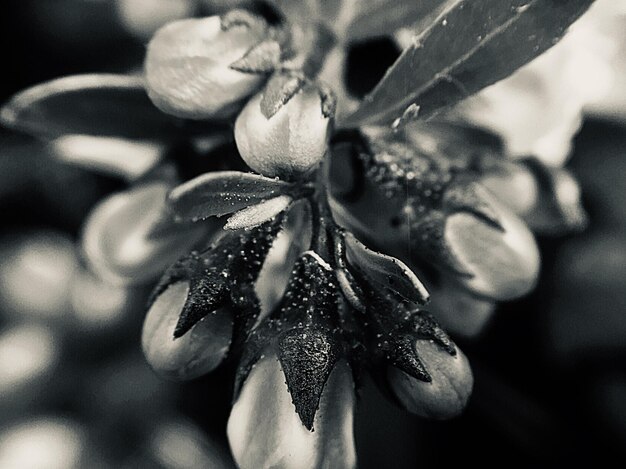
left=142, top=281, right=232, bottom=380
left=444, top=187, right=540, bottom=300
left=480, top=163, right=539, bottom=218
left=426, top=277, right=496, bottom=338
left=70, top=268, right=138, bottom=335
left=235, top=74, right=335, bottom=179
left=145, top=11, right=278, bottom=119
left=227, top=354, right=356, bottom=469
left=81, top=182, right=207, bottom=286
left=388, top=340, right=473, bottom=419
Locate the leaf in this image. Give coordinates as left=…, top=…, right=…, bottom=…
left=224, top=195, right=293, bottom=231
left=0, top=74, right=223, bottom=139
left=345, top=0, right=594, bottom=127
left=344, top=0, right=451, bottom=42
left=51, top=135, right=165, bottom=181
left=168, top=171, right=294, bottom=222
left=343, top=232, right=430, bottom=304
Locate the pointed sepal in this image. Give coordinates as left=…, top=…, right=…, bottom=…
left=279, top=328, right=340, bottom=430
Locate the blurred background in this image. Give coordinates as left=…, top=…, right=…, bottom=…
left=0, top=1, right=625, bottom=467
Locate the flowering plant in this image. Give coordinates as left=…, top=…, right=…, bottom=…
left=0, top=1, right=602, bottom=467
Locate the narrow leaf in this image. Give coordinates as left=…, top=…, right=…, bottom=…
left=345, top=0, right=594, bottom=126
left=0, top=74, right=221, bottom=139
left=225, top=195, right=293, bottom=231
left=343, top=232, right=430, bottom=304
left=168, top=171, right=293, bottom=221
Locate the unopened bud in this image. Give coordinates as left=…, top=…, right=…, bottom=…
left=145, top=11, right=278, bottom=119
left=427, top=277, right=496, bottom=338
left=142, top=281, right=232, bottom=380
left=235, top=73, right=335, bottom=179
left=444, top=187, right=540, bottom=300
left=228, top=354, right=356, bottom=469
left=480, top=163, right=539, bottom=218
left=70, top=268, right=138, bottom=335
left=388, top=340, right=473, bottom=419
left=81, top=182, right=207, bottom=286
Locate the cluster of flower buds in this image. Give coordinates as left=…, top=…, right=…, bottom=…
left=145, top=183, right=474, bottom=466
left=0, top=1, right=596, bottom=467
left=329, top=125, right=540, bottom=301
left=327, top=122, right=587, bottom=340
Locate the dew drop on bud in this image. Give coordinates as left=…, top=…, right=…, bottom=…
left=388, top=340, right=473, bottom=419
left=142, top=281, right=232, bottom=380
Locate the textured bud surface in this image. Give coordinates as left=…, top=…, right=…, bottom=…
left=228, top=355, right=356, bottom=469
left=142, top=281, right=232, bottom=380
left=388, top=340, right=473, bottom=419
left=145, top=14, right=271, bottom=119
left=235, top=83, right=332, bottom=179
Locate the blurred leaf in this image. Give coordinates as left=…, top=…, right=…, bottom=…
left=52, top=135, right=165, bottom=181
left=344, top=0, right=451, bottom=41
left=0, top=74, right=222, bottom=140
left=168, top=171, right=296, bottom=221
left=345, top=0, right=594, bottom=127
left=343, top=232, right=429, bottom=304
